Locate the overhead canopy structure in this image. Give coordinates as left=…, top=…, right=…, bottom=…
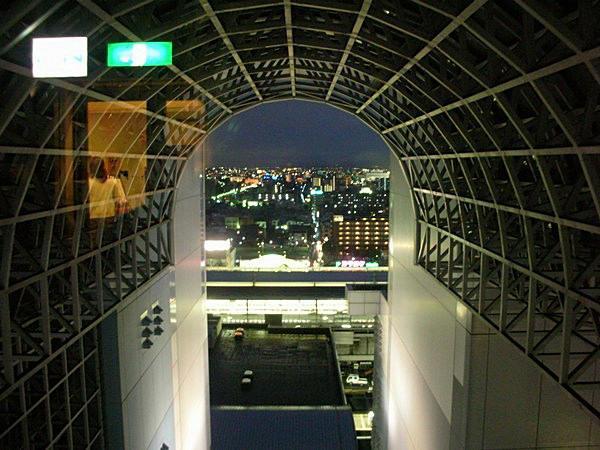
left=0, top=0, right=599, bottom=447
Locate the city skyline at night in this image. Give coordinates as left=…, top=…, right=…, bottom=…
left=205, top=166, right=390, bottom=269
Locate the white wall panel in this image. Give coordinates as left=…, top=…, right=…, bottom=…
left=465, top=334, right=489, bottom=449
left=176, top=147, right=204, bottom=201
left=121, top=341, right=176, bottom=449
left=174, top=195, right=203, bottom=264
left=175, top=297, right=207, bottom=384
left=178, top=341, right=211, bottom=450
left=174, top=246, right=204, bottom=324
left=465, top=325, right=600, bottom=449
left=386, top=322, right=451, bottom=450
left=122, top=374, right=144, bottom=450
left=383, top=154, right=468, bottom=450
left=148, top=405, right=177, bottom=450
left=117, top=270, right=177, bottom=450
left=388, top=263, right=456, bottom=421
left=537, top=375, right=591, bottom=447
left=482, top=336, right=540, bottom=449
left=384, top=152, right=600, bottom=450
left=118, top=271, right=175, bottom=400
left=171, top=146, right=210, bottom=450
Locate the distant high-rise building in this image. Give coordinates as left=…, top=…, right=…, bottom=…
left=344, top=175, right=352, bottom=189
left=225, top=216, right=240, bottom=230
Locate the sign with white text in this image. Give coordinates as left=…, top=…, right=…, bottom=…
left=32, top=37, right=87, bottom=78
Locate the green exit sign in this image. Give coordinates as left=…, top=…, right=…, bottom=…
left=107, top=42, right=172, bottom=67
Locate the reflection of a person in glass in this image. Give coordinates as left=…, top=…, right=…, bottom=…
left=87, top=157, right=128, bottom=219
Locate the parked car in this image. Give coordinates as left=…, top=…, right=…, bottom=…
left=234, top=328, right=245, bottom=340
left=346, top=374, right=369, bottom=386
left=243, top=369, right=254, bottom=379
left=241, top=377, right=252, bottom=390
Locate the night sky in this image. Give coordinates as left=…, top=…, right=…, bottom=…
left=205, top=100, right=390, bottom=168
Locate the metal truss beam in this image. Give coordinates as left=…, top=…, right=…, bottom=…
left=0, top=146, right=187, bottom=160
left=416, top=221, right=600, bottom=418
left=0, top=60, right=205, bottom=135
left=76, top=0, right=232, bottom=114
left=283, top=0, right=296, bottom=97
left=383, top=46, right=600, bottom=134
left=0, top=0, right=66, bottom=57
left=401, top=146, right=600, bottom=160
left=325, top=0, right=371, bottom=101
left=198, top=0, right=263, bottom=101
left=415, top=186, right=600, bottom=235
left=356, top=0, right=487, bottom=114
left=0, top=0, right=44, bottom=36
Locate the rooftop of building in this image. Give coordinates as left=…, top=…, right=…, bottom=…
left=210, top=407, right=357, bottom=450
left=209, top=327, right=344, bottom=407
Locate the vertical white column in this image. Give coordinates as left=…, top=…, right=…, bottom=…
left=171, top=146, right=210, bottom=450
left=381, top=154, right=470, bottom=450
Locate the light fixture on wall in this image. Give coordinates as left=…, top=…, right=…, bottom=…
left=141, top=301, right=166, bottom=347
left=141, top=316, right=152, bottom=326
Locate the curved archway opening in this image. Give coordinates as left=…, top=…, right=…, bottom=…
left=178, top=98, right=397, bottom=448
left=199, top=99, right=392, bottom=272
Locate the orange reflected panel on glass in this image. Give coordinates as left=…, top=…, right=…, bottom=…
left=87, top=101, right=147, bottom=216
left=164, top=99, right=205, bottom=146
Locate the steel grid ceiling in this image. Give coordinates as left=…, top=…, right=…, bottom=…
left=0, top=0, right=599, bottom=446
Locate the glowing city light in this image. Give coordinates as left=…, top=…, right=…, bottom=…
left=205, top=240, right=231, bottom=252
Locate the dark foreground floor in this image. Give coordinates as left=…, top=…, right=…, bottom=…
left=209, top=328, right=343, bottom=406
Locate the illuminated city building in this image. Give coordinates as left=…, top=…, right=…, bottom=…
left=333, top=217, right=389, bottom=261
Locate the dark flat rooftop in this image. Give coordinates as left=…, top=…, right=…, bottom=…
left=209, top=328, right=343, bottom=406
left=211, top=407, right=357, bottom=450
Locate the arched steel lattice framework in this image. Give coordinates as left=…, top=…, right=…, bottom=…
left=0, top=0, right=599, bottom=447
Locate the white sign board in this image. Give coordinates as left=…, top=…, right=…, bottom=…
left=341, top=259, right=366, bottom=268
left=205, top=239, right=231, bottom=252
left=32, top=37, right=87, bottom=78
